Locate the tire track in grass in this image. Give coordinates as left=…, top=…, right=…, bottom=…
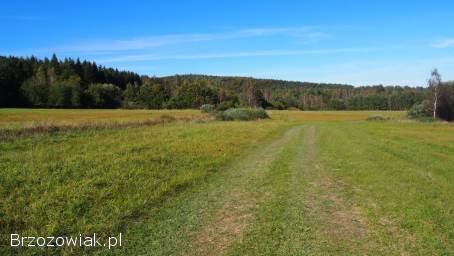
left=224, top=125, right=378, bottom=255
left=223, top=124, right=310, bottom=255
left=186, top=126, right=303, bottom=256
left=300, top=125, right=380, bottom=255
left=329, top=122, right=453, bottom=254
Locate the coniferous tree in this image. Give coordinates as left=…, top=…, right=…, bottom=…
left=0, top=55, right=434, bottom=111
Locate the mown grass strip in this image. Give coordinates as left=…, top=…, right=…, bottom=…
left=224, top=126, right=310, bottom=255
left=315, top=122, right=454, bottom=254
left=185, top=126, right=302, bottom=256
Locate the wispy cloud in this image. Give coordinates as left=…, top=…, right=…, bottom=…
left=55, top=27, right=328, bottom=54
left=97, top=46, right=402, bottom=63
left=432, top=39, right=454, bottom=48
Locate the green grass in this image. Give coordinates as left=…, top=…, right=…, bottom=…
left=0, top=109, right=453, bottom=255
left=315, top=122, right=454, bottom=254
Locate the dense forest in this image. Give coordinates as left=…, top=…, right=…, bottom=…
left=0, top=55, right=428, bottom=110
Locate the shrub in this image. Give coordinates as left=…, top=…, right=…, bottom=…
left=407, top=101, right=431, bottom=119
left=216, top=101, right=236, bottom=111
left=270, top=101, right=286, bottom=110
left=200, top=104, right=215, bottom=113
left=366, top=115, right=388, bottom=121
left=216, top=108, right=269, bottom=121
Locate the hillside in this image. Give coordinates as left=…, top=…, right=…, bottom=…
left=1, top=55, right=426, bottom=110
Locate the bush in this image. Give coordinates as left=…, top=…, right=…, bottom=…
left=270, top=100, right=286, bottom=110
left=216, top=101, right=236, bottom=111
left=200, top=104, right=215, bottom=113
left=216, top=108, right=269, bottom=121
left=407, top=102, right=430, bottom=119
left=366, top=115, right=388, bottom=121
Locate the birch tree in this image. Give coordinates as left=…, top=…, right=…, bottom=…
left=429, top=69, right=441, bottom=119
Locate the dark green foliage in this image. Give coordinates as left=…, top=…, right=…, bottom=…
left=165, top=80, right=218, bottom=109
left=122, top=83, right=141, bottom=108
left=138, top=83, right=169, bottom=109
left=328, top=99, right=347, bottom=110
left=216, top=101, right=237, bottom=111
left=269, top=100, right=286, bottom=110
left=437, top=83, right=454, bottom=121
left=407, top=83, right=454, bottom=121
left=86, top=84, right=122, bottom=108
left=21, top=77, right=49, bottom=107
left=48, top=76, right=83, bottom=107
left=347, top=95, right=387, bottom=110
left=408, top=102, right=430, bottom=119
left=1, top=55, right=140, bottom=108
left=0, top=55, right=429, bottom=110
left=216, top=108, right=269, bottom=121
left=0, top=56, right=33, bottom=106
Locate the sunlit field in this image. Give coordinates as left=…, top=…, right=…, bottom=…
left=268, top=110, right=406, bottom=121
left=0, top=109, right=452, bottom=255
left=0, top=108, right=406, bottom=129
left=0, top=108, right=202, bottom=129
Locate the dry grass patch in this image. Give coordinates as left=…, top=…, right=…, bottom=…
left=268, top=110, right=405, bottom=122
left=0, top=108, right=203, bottom=129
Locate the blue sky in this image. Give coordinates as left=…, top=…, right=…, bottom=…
left=1, top=0, right=454, bottom=86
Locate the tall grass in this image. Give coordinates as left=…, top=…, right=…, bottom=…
left=0, top=115, right=214, bottom=140
left=0, top=108, right=203, bottom=129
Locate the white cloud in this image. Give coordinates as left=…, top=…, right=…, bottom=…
left=432, top=39, right=454, bottom=48
left=55, top=27, right=328, bottom=54
left=96, top=46, right=399, bottom=63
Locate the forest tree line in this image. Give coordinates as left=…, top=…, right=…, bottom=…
left=0, top=55, right=430, bottom=110
left=408, top=69, right=454, bottom=121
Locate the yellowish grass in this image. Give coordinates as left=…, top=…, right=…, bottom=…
left=268, top=110, right=406, bottom=122
left=0, top=108, right=202, bottom=129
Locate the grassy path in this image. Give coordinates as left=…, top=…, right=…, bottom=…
left=140, top=124, right=387, bottom=255
left=107, top=124, right=297, bottom=255
left=127, top=123, right=453, bottom=255
left=187, top=126, right=302, bottom=255
left=119, top=126, right=303, bottom=255
left=223, top=125, right=381, bottom=255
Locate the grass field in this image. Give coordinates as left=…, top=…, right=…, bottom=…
left=0, top=109, right=452, bottom=255
left=0, top=108, right=203, bottom=129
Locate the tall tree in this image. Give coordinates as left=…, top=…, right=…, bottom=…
left=429, top=69, right=441, bottom=119
left=245, top=81, right=259, bottom=107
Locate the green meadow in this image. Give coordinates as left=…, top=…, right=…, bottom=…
left=0, top=109, right=453, bottom=255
